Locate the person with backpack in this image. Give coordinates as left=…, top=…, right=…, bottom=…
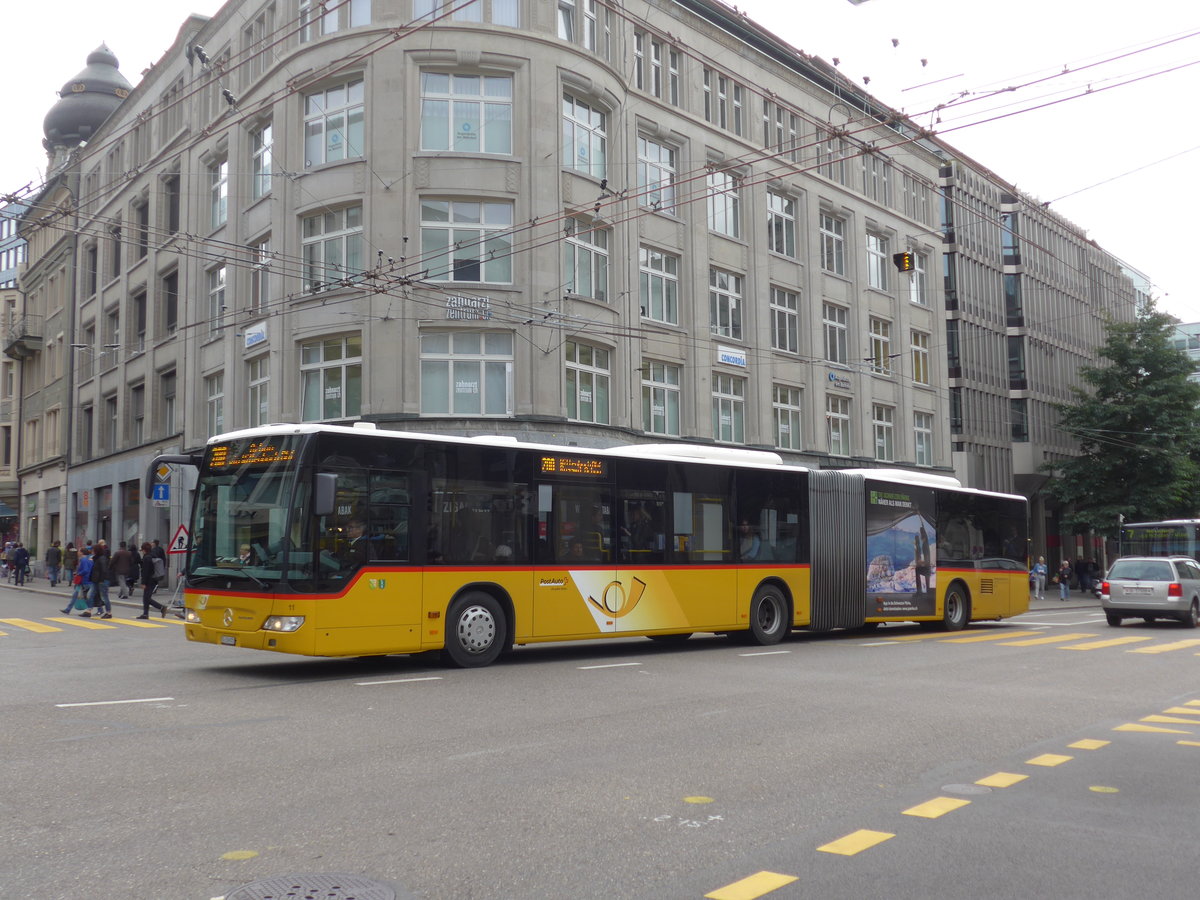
left=135, top=542, right=170, bottom=618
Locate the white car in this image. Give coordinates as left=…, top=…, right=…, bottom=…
left=1100, top=556, right=1200, bottom=628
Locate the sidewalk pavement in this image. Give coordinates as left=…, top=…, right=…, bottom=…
left=1027, top=589, right=1102, bottom=612
left=4, top=577, right=178, bottom=614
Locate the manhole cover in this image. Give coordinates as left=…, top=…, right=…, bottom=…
left=941, top=783, right=993, bottom=795
left=225, top=873, right=396, bottom=900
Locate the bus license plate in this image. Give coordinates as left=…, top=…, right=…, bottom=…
left=220, top=635, right=236, bottom=646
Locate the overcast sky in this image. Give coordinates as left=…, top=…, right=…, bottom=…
left=4, top=0, right=1197, bottom=318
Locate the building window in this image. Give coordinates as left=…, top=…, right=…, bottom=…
left=207, top=265, right=226, bottom=334
left=819, top=212, right=845, bottom=275
left=163, top=171, right=181, bottom=235
left=79, top=405, right=94, bottom=460
left=563, top=220, right=608, bottom=301
left=565, top=340, right=610, bottom=424
left=868, top=317, right=893, bottom=374
left=84, top=243, right=98, bottom=296
left=129, top=289, right=147, bottom=353
left=301, top=335, right=363, bottom=421
left=770, top=287, right=799, bottom=354
left=712, top=373, right=745, bottom=444
left=251, top=237, right=271, bottom=312
left=300, top=0, right=371, bottom=41
left=251, top=123, right=273, bottom=199
left=205, top=372, right=224, bottom=437
left=419, top=72, right=512, bottom=154
left=826, top=395, right=850, bottom=456
left=420, top=199, right=513, bottom=283
left=416, top=0, right=519, bottom=27
left=763, top=99, right=800, bottom=162
left=304, top=79, right=365, bottom=166
left=773, top=385, right=802, bottom=451
left=639, top=247, right=678, bottom=325
left=109, top=220, right=122, bottom=279
left=160, top=269, right=178, bottom=336
left=703, top=70, right=745, bottom=135
left=133, top=197, right=149, bottom=259
left=248, top=355, right=269, bottom=427
left=709, top=268, right=743, bottom=340
left=872, top=404, right=895, bottom=462
left=129, top=383, right=145, bottom=446
left=160, top=370, right=176, bottom=435
left=823, top=302, right=848, bottom=365
left=420, top=331, right=513, bottom=416
left=862, top=155, right=892, bottom=205
left=767, top=191, right=796, bottom=257
left=302, top=205, right=363, bottom=291
left=633, top=30, right=680, bottom=104
left=103, top=396, right=118, bottom=453
left=642, top=361, right=680, bottom=436
left=913, top=412, right=933, bottom=467
left=950, top=387, right=964, bottom=434
left=562, top=93, right=606, bottom=179
left=908, top=251, right=928, bottom=306
left=558, top=1, right=610, bottom=55
left=866, top=232, right=888, bottom=290
left=209, top=159, right=228, bottom=229
left=1009, top=397, right=1028, bottom=442
left=637, top=136, right=676, bottom=212
left=707, top=169, right=741, bottom=237
left=911, top=330, right=930, bottom=385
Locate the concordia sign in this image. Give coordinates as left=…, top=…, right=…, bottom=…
left=445, top=294, right=493, bottom=320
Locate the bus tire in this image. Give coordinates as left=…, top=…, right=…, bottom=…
left=746, top=584, right=790, bottom=645
left=942, top=585, right=969, bottom=631
left=444, top=592, right=506, bottom=668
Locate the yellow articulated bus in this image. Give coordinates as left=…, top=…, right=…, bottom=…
left=151, top=423, right=1028, bottom=667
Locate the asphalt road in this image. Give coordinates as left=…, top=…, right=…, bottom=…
left=1, top=581, right=1198, bottom=899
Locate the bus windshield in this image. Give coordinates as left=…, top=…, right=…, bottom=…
left=189, top=436, right=305, bottom=588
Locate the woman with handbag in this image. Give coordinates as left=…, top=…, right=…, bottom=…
left=134, top=542, right=170, bottom=618
left=60, top=546, right=93, bottom=615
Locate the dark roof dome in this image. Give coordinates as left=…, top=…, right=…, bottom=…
left=43, top=44, right=133, bottom=148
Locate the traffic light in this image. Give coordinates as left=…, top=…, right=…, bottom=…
left=892, top=251, right=915, bottom=272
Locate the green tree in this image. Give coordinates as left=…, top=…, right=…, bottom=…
left=1046, top=303, right=1200, bottom=534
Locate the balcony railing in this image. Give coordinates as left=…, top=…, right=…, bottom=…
left=3, top=314, right=43, bottom=359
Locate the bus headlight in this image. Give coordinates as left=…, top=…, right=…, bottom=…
left=263, top=616, right=306, bottom=632
left=184, top=608, right=201, bottom=623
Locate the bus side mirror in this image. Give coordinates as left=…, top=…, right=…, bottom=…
left=313, top=473, right=338, bottom=517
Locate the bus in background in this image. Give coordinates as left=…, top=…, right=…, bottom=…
left=150, top=423, right=1028, bottom=667
left=1119, top=520, right=1200, bottom=561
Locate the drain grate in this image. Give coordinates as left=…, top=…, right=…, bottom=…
left=225, top=873, right=397, bottom=900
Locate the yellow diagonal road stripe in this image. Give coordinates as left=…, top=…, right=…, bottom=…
left=1141, top=715, right=1200, bottom=725
left=0, top=618, right=62, bottom=633
left=940, top=630, right=1043, bottom=643
left=1114, top=723, right=1192, bottom=734
left=818, top=829, right=894, bottom=855
left=999, top=632, right=1097, bottom=646
left=880, top=630, right=987, bottom=642
left=1163, top=707, right=1200, bottom=716
left=976, top=772, right=1027, bottom=788
left=1185, top=700, right=1200, bottom=707
left=1178, top=740, right=1200, bottom=747
left=1060, top=636, right=1154, bottom=650
left=705, top=871, right=799, bottom=900
left=48, top=617, right=117, bottom=630
left=903, top=797, right=971, bottom=818
left=1027, top=753, right=1072, bottom=767
left=1129, top=639, right=1200, bottom=655
left=1068, top=739, right=1110, bottom=750
left=110, top=618, right=170, bottom=629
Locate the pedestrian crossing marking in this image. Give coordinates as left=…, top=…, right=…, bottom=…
left=998, top=633, right=1097, bottom=646
left=939, top=630, right=1043, bottom=643
left=1114, top=723, right=1192, bottom=734
left=111, top=618, right=170, bottom=628
left=1068, top=739, right=1110, bottom=750
left=1140, top=714, right=1200, bottom=725
left=1162, top=707, right=1200, bottom=716
left=902, top=796, right=971, bottom=818
left=1128, top=639, right=1200, bottom=654
left=705, top=871, right=799, bottom=900
left=1177, top=740, right=1200, bottom=747
left=48, top=617, right=117, bottom=630
left=1026, top=753, right=1072, bottom=767
left=1060, top=636, right=1155, bottom=650
left=0, top=618, right=62, bottom=633
left=975, top=772, right=1027, bottom=788
left=1185, top=700, right=1200, bottom=707
left=878, top=629, right=988, bottom=642
left=817, top=829, right=894, bottom=856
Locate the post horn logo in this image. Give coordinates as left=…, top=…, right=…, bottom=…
left=586, top=577, right=648, bottom=619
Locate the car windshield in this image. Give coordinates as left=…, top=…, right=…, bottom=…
left=1107, top=560, right=1175, bottom=581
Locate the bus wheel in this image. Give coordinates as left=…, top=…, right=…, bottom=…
left=1181, top=601, right=1199, bottom=628
left=942, top=586, right=969, bottom=631
left=444, top=592, right=506, bottom=668
left=747, top=584, right=789, bottom=645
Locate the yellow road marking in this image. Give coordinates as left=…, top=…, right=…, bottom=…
left=705, top=871, right=799, bottom=900
left=1068, top=739, right=1110, bottom=750
left=1026, top=753, right=1072, bottom=767
left=1114, top=723, right=1192, bottom=734
left=975, top=772, right=1027, bottom=788
left=1185, top=700, right=1200, bottom=707
left=1163, top=707, right=1200, bottom=716
left=48, top=617, right=117, bottom=629
left=1141, top=715, right=1199, bottom=725
left=0, top=618, right=62, bottom=633
left=1060, top=636, right=1154, bottom=650
left=1129, top=639, right=1200, bottom=654
left=902, top=797, right=971, bottom=818
left=1177, top=740, right=1200, bottom=747
left=817, top=829, right=894, bottom=855
left=940, top=630, right=1043, bottom=643
left=111, top=618, right=170, bottom=628
left=998, top=632, right=1097, bottom=646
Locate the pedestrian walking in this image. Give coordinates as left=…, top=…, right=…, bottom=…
left=110, top=541, right=134, bottom=599
left=45, top=540, right=63, bottom=587
left=62, top=547, right=93, bottom=615
left=1057, top=559, right=1072, bottom=601
left=135, top=541, right=170, bottom=618
left=1031, top=556, right=1048, bottom=601
left=11, top=543, right=30, bottom=586
left=62, top=542, right=78, bottom=587
left=127, top=542, right=142, bottom=598
left=88, top=540, right=112, bottom=618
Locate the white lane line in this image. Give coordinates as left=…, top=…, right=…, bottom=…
left=56, top=696, right=174, bottom=708
left=738, top=650, right=792, bottom=656
left=355, top=676, right=444, bottom=686
left=859, top=641, right=904, bottom=646
left=578, top=662, right=643, bottom=670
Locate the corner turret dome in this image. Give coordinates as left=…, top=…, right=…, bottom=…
left=43, top=44, right=133, bottom=149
